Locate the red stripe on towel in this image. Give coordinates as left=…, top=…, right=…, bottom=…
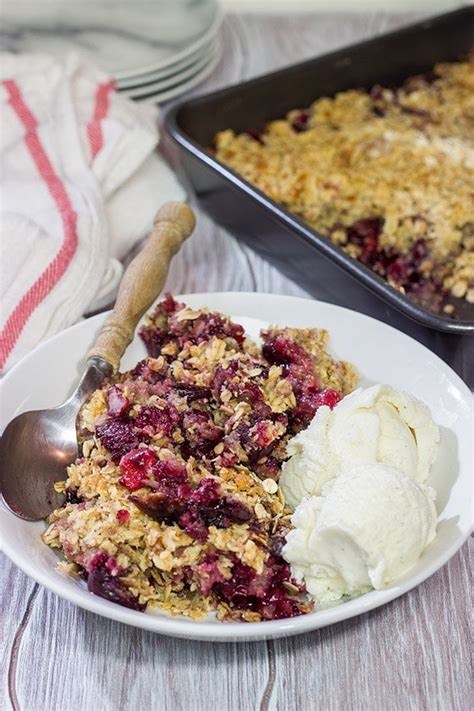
left=86, top=80, right=115, bottom=158
left=0, top=79, right=79, bottom=368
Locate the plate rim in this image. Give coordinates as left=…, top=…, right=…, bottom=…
left=113, top=7, right=223, bottom=81
left=116, top=38, right=217, bottom=90
left=121, top=39, right=220, bottom=98
left=1, top=292, right=472, bottom=642
left=134, top=47, right=221, bottom=104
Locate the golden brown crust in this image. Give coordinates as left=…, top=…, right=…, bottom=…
left=214, top=56, right=474, bottom=310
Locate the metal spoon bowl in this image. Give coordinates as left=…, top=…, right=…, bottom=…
left=0, top=202, right=195, bottom=521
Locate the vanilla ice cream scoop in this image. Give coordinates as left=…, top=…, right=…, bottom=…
left=280, top=384, right=439, bottom=509
left=283, top=463, right=437, bottom=604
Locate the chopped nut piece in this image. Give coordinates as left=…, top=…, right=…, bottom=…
left=282, top=581, right=301, bottom=595
left=175, top=308, right=204, bottom=321
left=262, top=478, right=279, bottom=494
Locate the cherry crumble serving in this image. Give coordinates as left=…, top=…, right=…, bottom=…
left=44, top=295, right=356, bottom=622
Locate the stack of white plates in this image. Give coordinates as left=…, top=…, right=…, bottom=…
left=0, top=0, right=222, bottom=103
left=117, top=11, right=222, bottom=103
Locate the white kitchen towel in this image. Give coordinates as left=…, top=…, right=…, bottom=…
left=0, top=53, right=185, bottom=372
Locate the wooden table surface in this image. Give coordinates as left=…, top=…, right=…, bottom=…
left=1, top=12, right=471, bottom=711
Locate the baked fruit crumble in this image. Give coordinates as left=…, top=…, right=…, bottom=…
left=43, top=295, right=357, bottom=622
left=213, top=55, right=474, bottom=317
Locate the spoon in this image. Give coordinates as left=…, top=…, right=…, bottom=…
left=0, top=202, right=195, bottom=521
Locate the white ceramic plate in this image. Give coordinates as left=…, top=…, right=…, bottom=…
left=112, top=5, right=222, bottom=80
left=116, top=36, right=219, bottom=90
left=121, top=38, right=220, bottom=99
left=133, top=45, right=221, bottom=104
left=1, top=293, right=472, bottom=642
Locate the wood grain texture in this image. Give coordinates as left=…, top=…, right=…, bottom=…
left=1, top=12, right=471, bottom=711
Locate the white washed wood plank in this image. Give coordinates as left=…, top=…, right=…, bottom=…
left=270, top=541, right=472, bottom=711
left=0, top=556, right=38, bottom=711
left=10, top=579, right=270, bottom=711
left=2, top=542, right=471, bottom=711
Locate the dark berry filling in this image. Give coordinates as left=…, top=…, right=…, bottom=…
left=175, top=383, right=212, bottom=402
left=291, top=110, right=310, bottom=133
left=253, top=456, right=281, bottom=481
left=262, top=334, right=341, bottom=431
left=119, top=447, right=157, bottom=491
left=346, top=218, right=383, bottom=266
left=86, top=553, right=144, bottom=611
left=211, top=555, right=305, bottom=620
left=130, top=490, right=189, bottom=525
left=245, top=128, right=264, bottom=144
left=181, top=411, right=224, bottom=459
left=340, top=219, right=448, bottom=313
left=139, top=293, right=245, bottom=355
left=130, top=477, right=253, bottom=543
left=193, top=555, right=228, bottom=597
left=369, top=75, right=437, bottom=121
left=106, top=385, right=129, bottom=417
left=96, top=418, right=140, bottom=464
left=139, top=328, right=169, bottom=358
left=153, top=459, right=189, bottom=487
left=116, top=509, right=130, bottom=524
left=65, top=487, right=83, bottom=504
left=134, top=404, right=179, bottom=438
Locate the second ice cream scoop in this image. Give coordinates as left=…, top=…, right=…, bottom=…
left=283, top=463, right=437, bottom=604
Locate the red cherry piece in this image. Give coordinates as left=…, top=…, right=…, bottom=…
left=119, top=447, right=157, bottom=491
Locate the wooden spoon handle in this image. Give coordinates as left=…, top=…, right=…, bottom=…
left=87, top=202, right=195, bottom=371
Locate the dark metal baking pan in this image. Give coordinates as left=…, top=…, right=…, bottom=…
left=166, top=8, right=474, bottom=380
